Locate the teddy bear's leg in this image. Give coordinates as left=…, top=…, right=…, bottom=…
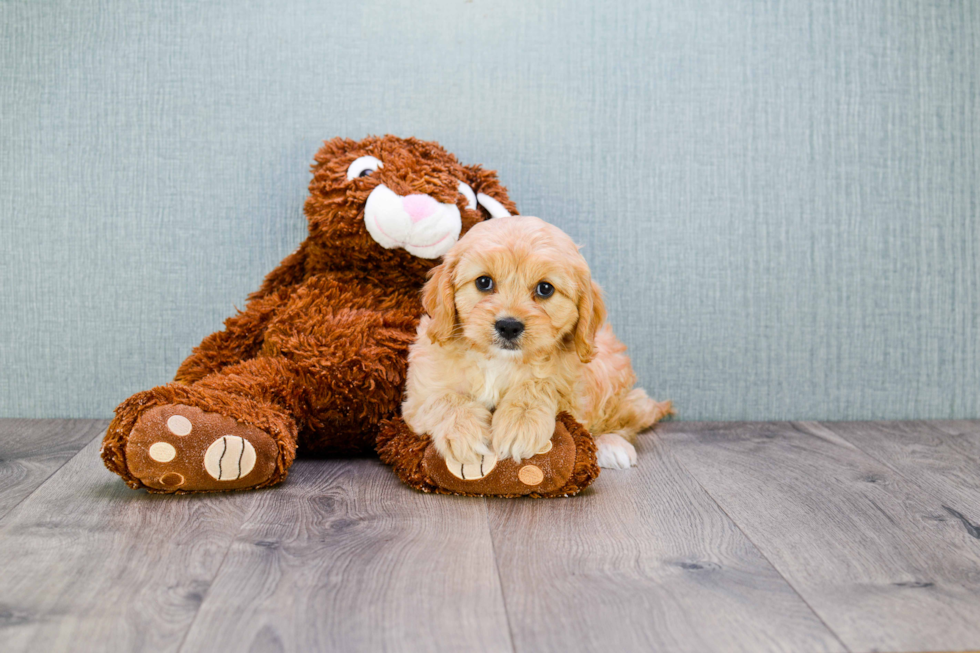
left=259, top=310, right=417, bottom=455
left=102, top=356, right=306, bottom=493
left=172, top=287, right=290, bottom=385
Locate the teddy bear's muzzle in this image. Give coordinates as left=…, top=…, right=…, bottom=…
left=363, top=184, right=462, bottom=259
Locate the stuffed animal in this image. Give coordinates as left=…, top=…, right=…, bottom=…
left=101, top=135, right=599, bottom=497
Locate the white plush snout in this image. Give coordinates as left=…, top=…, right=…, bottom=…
left=364, top=184, right=462, bottom=259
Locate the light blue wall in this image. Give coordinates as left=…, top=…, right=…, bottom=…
left=1, top=0, right=977, bottom=420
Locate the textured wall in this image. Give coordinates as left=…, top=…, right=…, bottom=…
left=1, top=0, right=978, bottom=420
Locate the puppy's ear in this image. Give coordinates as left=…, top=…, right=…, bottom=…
left=463, top=164, right=519, bottom=219
left=574, top=278, right=607, bottom=363
left=422, top=254, right=459, bottom=345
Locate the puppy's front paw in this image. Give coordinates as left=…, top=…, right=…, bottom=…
left=596, top=433, right=638, bottom=469
left=431, top=410, right=492, bottom=466
left=491, top=406, right=555, bottom=463
left=443, top=433, right=492, bottom=467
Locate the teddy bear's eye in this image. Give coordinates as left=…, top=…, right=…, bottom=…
left=457, top=181, right=477, bottom=211
left=475, top=276, right=494, bottom=292
left=535, top=281, right=555, bottom=298
left=346, top=156, right=383, bottom=181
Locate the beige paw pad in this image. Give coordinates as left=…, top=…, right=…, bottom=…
left=518, top=464, right=544, bottom=486
left=166, top=414, right=192, bottom=436
left=446, top=453, right=498, bottom=480
left=148, top=441, right=177, bottom=463
left=160, top=472, right=184, bottom=487
left=204, top=435, right=257, bottom=481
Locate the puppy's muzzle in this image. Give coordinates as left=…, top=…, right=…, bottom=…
left=494, top=317, right=525, bottom=343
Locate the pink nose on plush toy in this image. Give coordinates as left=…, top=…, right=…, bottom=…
left=402, top=194, right=438, bottom=223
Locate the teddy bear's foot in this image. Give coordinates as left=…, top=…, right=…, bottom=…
left=123, top=404, right=281, bottom=492
left=378, top=412, right=601, bottom=498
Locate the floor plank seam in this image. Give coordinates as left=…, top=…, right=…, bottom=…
left=811, top=421, right=980, bottom=542
left=484, top=499, right=519, bottom=653
left=0, top=428, right=105, bottom=525
left=666, top=439, right=854, bottom=653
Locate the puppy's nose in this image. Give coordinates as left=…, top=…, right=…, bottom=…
left=494, top=317, right=525, bottom=341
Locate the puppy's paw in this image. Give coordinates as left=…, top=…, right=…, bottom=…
left=431, top=410, right=492, bottom=466
left=596, top=433, right=638, bottom=469
left=491, top=406, right=555, bottom=463
left=443, top=437, right=492, bottom=467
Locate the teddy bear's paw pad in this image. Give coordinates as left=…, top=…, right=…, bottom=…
left=124, top=405, right=279, bottom=492
left=442, top=441, right=549, bottom=482
left=203, top=436, right=257, bottom=481
left=445, top=452, right=498, bottom=480
left=517, top=464, right=545, bottom=486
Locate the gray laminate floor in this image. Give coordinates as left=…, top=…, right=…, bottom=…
left=1, top=419, right=979, bottom=653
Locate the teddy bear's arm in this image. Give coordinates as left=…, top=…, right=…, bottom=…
left=173, top=287, right=288, bottom=384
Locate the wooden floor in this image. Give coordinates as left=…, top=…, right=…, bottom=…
left=1, top=420, right=980, bottom=652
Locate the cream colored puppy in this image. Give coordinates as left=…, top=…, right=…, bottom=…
left=402, top=216, right=672, bottom=470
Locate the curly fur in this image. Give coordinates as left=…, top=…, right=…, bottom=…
left=101, top=135, right=517, bottom=491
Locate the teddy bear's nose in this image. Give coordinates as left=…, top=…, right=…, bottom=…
left=402, top=194, right=438, bottom=223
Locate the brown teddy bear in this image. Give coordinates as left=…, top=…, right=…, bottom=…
left=101, top=135, right=600, bottom=496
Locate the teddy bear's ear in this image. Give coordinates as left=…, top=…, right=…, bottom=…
left=462, top=164, right=519, bottom=219
left=311, top=137, right=361, bottom=172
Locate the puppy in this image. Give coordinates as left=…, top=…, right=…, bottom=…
left=402, top=216, right=672, bottom=470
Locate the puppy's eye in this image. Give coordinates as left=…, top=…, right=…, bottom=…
left=457, top=181, right=477, bottom=210
left=535, top=281, right=555, bottom=298
left=346, top=155, right=383, bottom=181
left=475, top=276, right=495, bottom=292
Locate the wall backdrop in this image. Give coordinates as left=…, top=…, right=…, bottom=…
left=1, top=0, right=978, bottom=420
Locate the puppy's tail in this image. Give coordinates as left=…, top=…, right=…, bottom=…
left=627, top=388, right=674, bottom=432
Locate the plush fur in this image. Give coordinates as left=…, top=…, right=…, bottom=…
left=101, top=135, right=519, bottom=492
left=402, top=216, right=673, bottom=470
